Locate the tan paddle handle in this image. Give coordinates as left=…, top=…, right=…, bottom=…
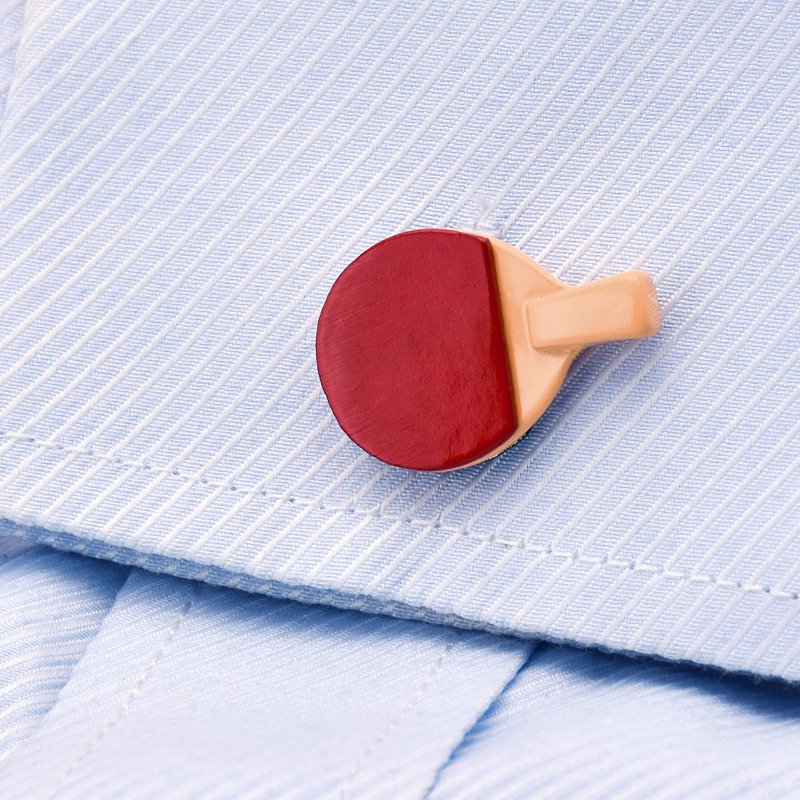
left=526, top=270, right=660, bottom=350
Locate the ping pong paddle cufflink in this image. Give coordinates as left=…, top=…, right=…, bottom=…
left=316, top=229, right=660, bottom=472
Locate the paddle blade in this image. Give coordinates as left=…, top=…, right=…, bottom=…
left=316, top=229, right=517, bottom=471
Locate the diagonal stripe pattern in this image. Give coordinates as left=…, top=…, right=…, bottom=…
left=0, top=0, right=799, bottom=678
left=431, top=644, right=800, bottom=799
left=0, top=567, right=530, bottom=799
left=0, top=534, right=127, bottom=767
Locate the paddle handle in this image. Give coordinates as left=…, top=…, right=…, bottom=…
left=526, top=270, right=660, bottom=350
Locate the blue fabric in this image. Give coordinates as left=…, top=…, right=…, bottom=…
left=0, top=539, right=127, bottom=767
left=2, top=2, right=800, bottom=796
left=0, top=0, right=22, bottom=122
left=433, top=646, right=800, bottom=798
left=0, top=540, right=530, bottom=799
left=1, top=0, right=799, bottom=680
left=2, top=538, right=800, bottom=798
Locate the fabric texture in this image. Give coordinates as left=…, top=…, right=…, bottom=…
left=2, top=536, right=800, bottom=799
left=0, top=0, right=23, bottom=121
left=0, top=537, right=127, bottom=767
left=0, top=542, right=531, bottom=800
left=433, top=645, right=800, bottom=799
left=1, top=0, right=799, bottom=680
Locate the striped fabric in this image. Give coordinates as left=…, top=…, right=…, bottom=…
left=0, top=0, right=22, bottom=121
left=0, top=551, right=530, bottom=799
left=433, top=645, right=800, bottom=799
left=0, top=538, right=127, bottom=767
left=2, top=537, right=800, bottom=799
left=1, top=0, right=799, bottom=680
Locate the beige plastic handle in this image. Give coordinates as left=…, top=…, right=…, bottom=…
left=525, top=270, right=661, bottom=350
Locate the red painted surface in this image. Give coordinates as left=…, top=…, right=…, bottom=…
left=316, top=229, right=517, bottom=471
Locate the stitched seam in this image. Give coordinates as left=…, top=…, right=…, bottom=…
left=337, top=629, right=462, bottom=800
left=0, top=560, right=132, bottom=770
left=3, top=432, right=799, bottom=603
left=422, top=642, right=537, bottom=800
left=45, top=586, right=199, bottom=799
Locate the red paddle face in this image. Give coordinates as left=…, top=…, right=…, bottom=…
left=316, top=230, right=517, bottom=471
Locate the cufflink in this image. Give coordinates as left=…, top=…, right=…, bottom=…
left=316, top=229, right=660, bottom=472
